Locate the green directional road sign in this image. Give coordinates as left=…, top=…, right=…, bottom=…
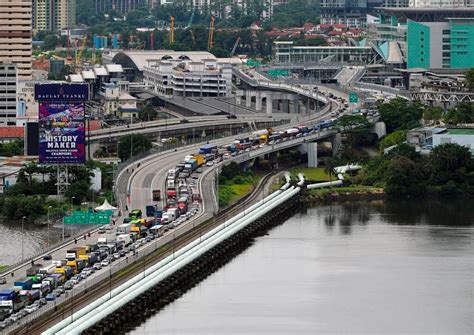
left=267, top=69, right=289, bottom=77
left=64, top=211, right=112, bottom=224
left=349, top=92, right=358, bottom=103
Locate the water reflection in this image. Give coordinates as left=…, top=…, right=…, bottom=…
left=129, top=200, right=474, bottom=335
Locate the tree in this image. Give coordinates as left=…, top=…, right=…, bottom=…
left=336, top=114, right=371, bottom=135
left=427, top=143, right=473, bottom=184
left=118, top=134, right=152, bottom=161
left=220, top=161, right=240, bottom=183
left=42, top=34, right=59, bottom=51
left=139, top=104, right=158, bottom=121
left=379, top=129, right=407, bottom=151
left=65, top=180, right=91, bottom=205
left=422, top=106, right=443, bottom=124
left=443, top=103, right=474, bottom=125
left=384, top=156, right=426, bottom=197
left=465, top=68, right=474, bottom=92
left=378, top=98, right=423, bottom=133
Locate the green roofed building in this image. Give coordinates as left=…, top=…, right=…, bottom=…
left=407, top=18, right=474, bottom=69
left=433, top=128, right=474, bottom=154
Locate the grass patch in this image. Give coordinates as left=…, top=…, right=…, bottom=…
left=219, top=183, right=254, bottom=208
left=309, top=185, right=382, bottom=195
left=290, top=167, right=332, bottom=181
left=0, top=265, right=7, bottom=272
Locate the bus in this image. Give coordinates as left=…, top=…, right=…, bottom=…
left=129, top=209, right=142, bottom=220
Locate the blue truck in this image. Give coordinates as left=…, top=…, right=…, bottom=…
left=14, top=277, right=33, bottom=291
left=184, top=159, right=198, bottom=172
left=199, top=144, right=217, bottom=155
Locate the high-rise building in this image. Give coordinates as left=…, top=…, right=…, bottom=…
left=0, top=0, right=32, bottom=80
left=408, top=0, right=472, bottom=7
left=320, top=0, right=368, bottom=27
left=0, top=64, right=19, bottom=126
left=33, top=0, right=52, bottom=33
left=407, top=18, right=474, bottom=69
left=95, top=0, right=144, bottom=13
left=33, top=0, right=75, bottom=33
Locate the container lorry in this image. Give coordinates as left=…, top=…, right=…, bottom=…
left=152, top=189, right=161, bottom=201
left=39, top=265, right=56, bottom=276
left=116, top=234, right=132, bottom=247
left=146, top=205, right=157, bottom=217
left=167, top=179, right=175, bottom=189
left=79, top=253, right=98, bottom=267
left=14, top=278, right=33, bottom=291
left=32, top=282, right=50, bottom=297
left=54, top=266, right=74, bottom=279
left=199, top=144, right=218, bottom=155
left=184, top=159, right=198, bottom=172
left=116, top=223, right=132, bottom=235
left=66, top=246, right=86, bottom=260
left=192, top=154, right=205, bottom=167
left=19, top=290, right=40, bottom=305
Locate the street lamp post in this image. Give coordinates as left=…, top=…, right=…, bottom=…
left=47, top=206, right=52, bottom=248
left=21, top=216, right=26, bottom=262
left=70, top=196, right=75, bottom=238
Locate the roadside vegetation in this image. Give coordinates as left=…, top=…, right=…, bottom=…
left=323, top=98, right=474, bottom=198
left=218, top=162, right=258, bottom=208
left=0, top=161, right=115, bottom=224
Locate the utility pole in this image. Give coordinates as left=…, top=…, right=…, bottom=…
left=21, top=216, right=26, bottom=261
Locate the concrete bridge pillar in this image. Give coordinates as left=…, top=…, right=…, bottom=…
left=256, top=92, right=262, bottom=111
left=236, top=95, right=241, bottom=105
left=266, top=96, right=273, bottom=115
left=292, top=99, right=299, bottom=114
left=282, top=99, right=290, bottom=113
left=331, top=133, right=342, bottom=156
left=307, top=142, right=318, bottom=167
left=269, top=152, right=278, bottom=169
left=245, top=91, right=253, bottom=108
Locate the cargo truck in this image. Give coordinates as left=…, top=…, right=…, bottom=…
left=55, top=265, right=74, bottom=278
left=26, top=264, right=43, bottom=277
left=146, top=205, right=157, bottom=217
left=116, top=234, right=132, bottom=247
left=199, top=144, right=218, bottom=155
left=19, top=290, right=40, bottom=305
left=116, top=223, right=132, bottom=235
left=184, top=159, right=198, bottom=172
left=192, top=154, right=205, bottom=167
left=152, top=189, right=161, bottom=201
left=79, top=253, right=98, bottom=267
left=39, top=265, right=56, bottom=276
left=32, top=282, right=50, bottom=297
left=66, top=246, right=86, bottom=260
left=14, top=278, right=33, bottom=291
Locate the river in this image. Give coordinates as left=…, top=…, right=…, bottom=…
left=129, top=200, right=474, bottom=335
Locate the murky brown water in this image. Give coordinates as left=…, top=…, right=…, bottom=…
left=129, top=200, right=474, bottom=334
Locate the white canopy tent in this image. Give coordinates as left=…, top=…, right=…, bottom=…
left=95, top=199, right=118, bottom=216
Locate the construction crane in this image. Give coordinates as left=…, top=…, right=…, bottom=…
left=75, top=35, right=88, bottom=71
left=230, top=37, right=240, bottom=56
left=208, top=15, right=215, bottom=51
left=169, top=16, right=175, bottom=45
left=189, top=29, right=196, bottom=49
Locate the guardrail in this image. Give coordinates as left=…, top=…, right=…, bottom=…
left=234, top=68, right=329, bottom=104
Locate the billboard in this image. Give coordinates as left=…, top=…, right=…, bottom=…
left=38, top=102, right=85, bottom=164
left=25, top=122, right=39, bottom=156
left=35, top=83, right=88, bottom=101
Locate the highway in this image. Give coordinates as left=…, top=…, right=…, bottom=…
left=1, top=85, right=345, bottom=333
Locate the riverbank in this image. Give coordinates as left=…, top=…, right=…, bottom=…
left=303, top=185, right=385, bottom=204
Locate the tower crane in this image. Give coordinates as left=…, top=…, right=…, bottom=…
left=230, top=37, right=240, bottom=56
left=169, top=16, right=175, bottom=45
left=208, top=15, right=215, bottom=51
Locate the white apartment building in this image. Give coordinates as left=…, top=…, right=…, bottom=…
left=143, top=59, right=232, bottom=98
left=0, top=64, right=19, bottom=126
left=408, top=0, right=473, bottom=7
left=0, top=0, right=32, bottom=80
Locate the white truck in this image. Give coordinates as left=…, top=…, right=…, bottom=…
left=116, top=234, right=132, bottom=247
left=116, top=223, right=131, bottom=235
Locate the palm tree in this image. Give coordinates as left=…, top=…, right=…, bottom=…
left=22, top=162, right=38, bottom=188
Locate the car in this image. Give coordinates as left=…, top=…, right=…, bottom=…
left=100, top=259, right=110, bottom=267
left=53, top=289, right=63, bottom=297
left=83, top=267, right=95, bottom=274
left=98, top=227, right=106, bottom=234
left=9, top=313, right=21, bottom=322
left=45, top=293, right=56, bottom=301
left=80, top=272, right=89, bottom=280
left=70, top=278, right=80, bottom=285
left=191, top=174, right=199, bottom=180
left=0, top=321, right=9, bottom=329
left=56, top=286, right=65, bottom=294
left=93, top=263, right=102, bottom=271
left=19, top=309, right=28, bottom=317
left=0, top=277, right=6, bottom=285
left=196, top=168, right=203, bottom=173
left=113, top=253, right=121, bottom=260
left=43, top=254, right=52, bottom=261
left=119, top=250, right=126, bottom=257
left=145, top=235, right=153, bottom=243
left=74, top=274, right=82, bottom=282
left=64, top=281, right=74, bottom=290
left=24, top=304, right=38, bottom=314
left=38, top=298, right=47, bottom=306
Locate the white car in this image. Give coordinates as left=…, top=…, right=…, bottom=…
left=100, top=259, right=110, bottom=267
left=24, top=304, right=38, bottom=314
left=206, top=161, right=214, bottom=166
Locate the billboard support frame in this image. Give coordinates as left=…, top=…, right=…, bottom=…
left=56, top=165, right=70, bottom=196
